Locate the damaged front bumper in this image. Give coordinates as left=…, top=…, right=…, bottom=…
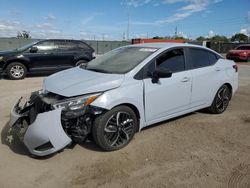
left=10, top=96, right=72, bottom=156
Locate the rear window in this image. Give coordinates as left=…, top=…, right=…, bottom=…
left=189, top=48, right=210, bottom=69
left=208, top=52, right=218, bottom=65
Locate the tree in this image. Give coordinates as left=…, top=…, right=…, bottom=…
left=231, top=33, right=248, bottom=42
left=173, top=36, right=186, bottom=40
left=17, top=30, right=31, bottom=39
left=152, top=36, right=164, bottom=39
left=210, top=35, right=229, bottom=42
left=196, top=36, right=207, bottom=41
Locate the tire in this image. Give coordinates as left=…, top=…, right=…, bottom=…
left=208, top=85, right=231, bottom=114
left=247, top=56, right=250, bottom=62
left=75, top=60, right=87, bottom=67
left=6, top=62, right=27, bottom=80
left=92, top=105, right=137, bottom=151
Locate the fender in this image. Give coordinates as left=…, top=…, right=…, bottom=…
left=3, top=55, right=30, bottom=70
left=92, top=79, right=146, bottom=130
left=74, top=54, right=92, bottom=63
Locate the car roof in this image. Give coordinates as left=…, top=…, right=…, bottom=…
left=129, top=42, right=223, bottom=58
left=131, top=42, right=206, bottom=49
left=41, top=39, right=81, bottom=42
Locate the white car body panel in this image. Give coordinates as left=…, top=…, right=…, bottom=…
left=143, top=70, right=192, bottom=122
left=9, top=43, right=238, bottom=156
left=43, top=67, right=124, bottom=97
left=92, top=77, right=145, bottom=129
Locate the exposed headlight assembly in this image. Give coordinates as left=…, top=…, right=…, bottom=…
left=53, top=93, right=101, bottom=111
left=0, top=56, right=3, bottom=61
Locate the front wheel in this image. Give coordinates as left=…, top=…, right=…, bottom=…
left=6, top=62, right=27, bottom=80
left=92, top=106, right=137, bottom=151
left=208, top=85, right=231, bottom=114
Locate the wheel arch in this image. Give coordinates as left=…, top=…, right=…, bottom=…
left=110, top=103, right=141, bottom=132
left=224, top=82, right=233, bottom=99
left=4, top=59, right=29, bottom=72
left=75, top=56, right=91, bottom=64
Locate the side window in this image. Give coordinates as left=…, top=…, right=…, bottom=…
left=55, top=41, right=71, bottom=51
left=156, top=49, right=185, bottom=73
left=76, top=41, right=89, bottom=49
left=189, top=48, right=210, bottom=69
left=34, top=41, right=57, bottom=52
left=208, top=52, right=218, bottom=65
left=61, top=41, right=81, bottom=51
left=143, top=60, right=156, bottom=78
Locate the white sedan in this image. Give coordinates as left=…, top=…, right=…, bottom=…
left=10, top=43, right=238, bottom=156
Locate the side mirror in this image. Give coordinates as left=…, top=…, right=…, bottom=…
left=30, top=46, right=38, bottom=53
left=149, top=68, right=172, bottom=84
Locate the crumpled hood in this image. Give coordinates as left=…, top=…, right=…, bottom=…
left=43, top=67, right=125, bottom=97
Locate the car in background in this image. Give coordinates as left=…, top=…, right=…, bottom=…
left=9, top=43, right=238, bottom=156
left=0, top=39, right=95, bottom=79
left=226, top=44, right=250, bottom=62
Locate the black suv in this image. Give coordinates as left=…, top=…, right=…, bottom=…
left=0, top=39, right=95, bottom=79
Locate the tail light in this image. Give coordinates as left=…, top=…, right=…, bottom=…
left=233, top=65, right=238, bottom=72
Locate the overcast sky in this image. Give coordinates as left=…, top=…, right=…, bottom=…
left=0, top=0, right=249, bottom=40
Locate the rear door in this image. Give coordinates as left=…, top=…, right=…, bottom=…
left=187, top=47, right=220, bottom=107
left=143, top=48, right=192, bottom=123
left=53, top=40, right=75, bottom=69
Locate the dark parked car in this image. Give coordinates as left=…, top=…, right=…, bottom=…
left=226, top=44, right=250, bottom=62
left=0, top=39, right=95, bottom=79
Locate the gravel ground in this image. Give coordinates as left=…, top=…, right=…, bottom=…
left=0, top=64, right=249, bottom=188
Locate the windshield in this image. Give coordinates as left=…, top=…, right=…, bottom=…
left=17, top=41, right=37, bottom=51
left=86, top=46, right=158, bottom=74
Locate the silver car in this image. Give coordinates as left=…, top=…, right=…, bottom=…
left=9, top=43, right=238, bottom=156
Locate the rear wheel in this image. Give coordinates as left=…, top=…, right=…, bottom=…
left=75, top=60, right=87, bottom=68
left=208, top=85, right=231, bottom=114
left=92, top=106, right=137, bottom=151
left=6, top=62, right=27, bottom=80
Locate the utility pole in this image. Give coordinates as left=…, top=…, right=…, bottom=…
left=123, top=32, right=126, bottom=41
left=127, top=7, right=130, bottom=41
left=175, top=26, right=178, bottom=38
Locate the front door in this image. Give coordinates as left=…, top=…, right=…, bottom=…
left=143, top=48, right=192, bottom=123
left=26, top=41, right=59, bottom=72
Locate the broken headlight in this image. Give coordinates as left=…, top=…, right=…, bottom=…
left=53, top=93, right=101, bottom=111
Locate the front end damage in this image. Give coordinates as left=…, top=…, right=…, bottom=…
left=10, top=91, right=105, bottom=156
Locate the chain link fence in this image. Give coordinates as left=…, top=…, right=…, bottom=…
left=0, top=37, right=249, bottom=55
left=0, top=38, right=130, bottom=54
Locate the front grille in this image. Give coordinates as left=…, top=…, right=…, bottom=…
left=28, top=93, right=52, bottom=124
left=228, top=54, right=238, bottom=57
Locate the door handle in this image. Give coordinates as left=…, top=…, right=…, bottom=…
left=181, top=77, right=190, bottom=82
left=215, top=67, right=221, bottom=71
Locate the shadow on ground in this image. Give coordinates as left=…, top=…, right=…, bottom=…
left=1, top=121, right=29, bottom=156
left=0, top=109, right=211, bottom=158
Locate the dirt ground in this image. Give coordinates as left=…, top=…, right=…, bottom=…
left=0, top=64, right=250, bottom=188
